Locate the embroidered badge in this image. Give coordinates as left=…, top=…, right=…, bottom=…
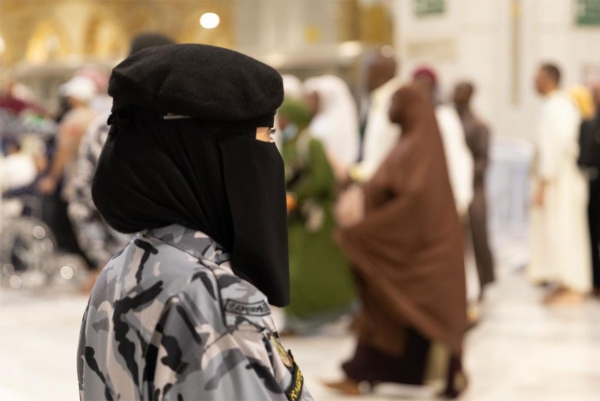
left=270, top=335, right=293, bottom=368
left=285, top=351, right=304, bottom=401
left=224, top=299, right=270, bottom=316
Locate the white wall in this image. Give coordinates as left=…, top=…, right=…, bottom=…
left=232, top=0, right=342, bottom=64
left=393, top=0, right=600, bottom=140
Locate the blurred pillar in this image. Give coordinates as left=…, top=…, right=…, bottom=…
left=339, top=0, right=394, bottom=45
left=510, top=0, right=521, bottom=105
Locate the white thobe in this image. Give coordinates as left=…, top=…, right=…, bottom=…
left=528, top=91, right=591, bottom=292
left=351, top=77, right=403, bottom=182
left=436, top=105, right=474, bottom=218
left=436, top=105, right=477, bottom=302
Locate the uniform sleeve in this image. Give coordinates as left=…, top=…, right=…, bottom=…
left=149, top=289, right=311, bottom=401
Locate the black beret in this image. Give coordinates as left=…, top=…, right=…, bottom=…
left=109, top=44, right=284, bottom=125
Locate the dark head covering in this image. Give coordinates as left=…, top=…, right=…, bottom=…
left=412, top=66, right=438, bottom=90
left=92, top=44, right=290, bottom=306
left=129, top=32, right=175, bottom=56
left=109, top=44, right=283, bottom=126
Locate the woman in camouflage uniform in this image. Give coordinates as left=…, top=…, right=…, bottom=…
left=77, top=44, right=312, bottom=401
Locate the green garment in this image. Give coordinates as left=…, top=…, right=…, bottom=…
left=282, top=130, right=354, bottom=322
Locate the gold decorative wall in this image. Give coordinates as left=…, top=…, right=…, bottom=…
left=0, top=0, right=234, bottom=66
left=337, top=0, right=394, bottom=45
left=0, top=0, right=394, bottom=66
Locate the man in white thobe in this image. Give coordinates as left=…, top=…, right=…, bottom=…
left=349, top=49, right=402, bottom=182
left=333, top=50, right=402, bottom=229
left=529, top=63, right=591, bottom=304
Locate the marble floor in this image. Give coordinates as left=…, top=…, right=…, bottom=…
left=1, top=271, right=600, bottom=401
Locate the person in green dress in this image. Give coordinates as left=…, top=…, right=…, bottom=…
left=277, top=98, right=355, bottom=334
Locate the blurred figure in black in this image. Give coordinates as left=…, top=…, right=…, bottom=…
left=454, top=82, right=495, bottom=297
left=579, top=81, right=600, bottom=296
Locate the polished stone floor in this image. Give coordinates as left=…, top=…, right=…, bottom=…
left=1, top=270, right=599, bottom=401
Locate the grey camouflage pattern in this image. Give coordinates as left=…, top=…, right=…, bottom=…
left=77, top=224, right=312, bottom=401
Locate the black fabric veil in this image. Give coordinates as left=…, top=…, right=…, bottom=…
left=94, top=109, right=237, bottom=248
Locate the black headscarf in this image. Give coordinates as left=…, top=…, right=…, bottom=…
left=92, top=44, right=290, bottom=306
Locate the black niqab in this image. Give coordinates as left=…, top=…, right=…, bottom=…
left=93, top=108, right=235, bottom=247
left=93, top=108, right=290, bottom=306
left=219, top=133, right=289, bottom=307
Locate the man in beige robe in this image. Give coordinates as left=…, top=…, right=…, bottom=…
left=529, top=63, right=592, bottom=304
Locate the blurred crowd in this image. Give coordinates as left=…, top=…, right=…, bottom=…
left=1, top=32, right=600, bottom=398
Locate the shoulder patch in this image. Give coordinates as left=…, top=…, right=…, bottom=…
left=225, top=299, right=270, bottom=317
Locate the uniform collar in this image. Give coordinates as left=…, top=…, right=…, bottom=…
left=142, top=224, right=232, bottom=267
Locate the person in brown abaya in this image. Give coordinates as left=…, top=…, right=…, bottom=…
left=327, top=83, right=467, bottom=398
left=454, top=82, right=495, bottom=295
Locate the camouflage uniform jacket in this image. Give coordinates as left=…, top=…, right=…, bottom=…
left=77, top=224, right=312, bottom=401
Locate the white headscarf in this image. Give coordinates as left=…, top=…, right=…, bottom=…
left=282, top=75, right=303, bottom=99
left=303, top=75, right=359, bottom=168
left=59, top=76, right=97, bottom=103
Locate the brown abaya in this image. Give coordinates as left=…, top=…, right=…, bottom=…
left=337, top=84, right=467, bottom=395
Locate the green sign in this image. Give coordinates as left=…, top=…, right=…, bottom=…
left=577, top=0, right=600, bottom=26
left=414, top=0, right=445, bottom=17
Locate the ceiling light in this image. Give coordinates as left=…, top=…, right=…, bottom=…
left=200, top=13, right=220, bottom=29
